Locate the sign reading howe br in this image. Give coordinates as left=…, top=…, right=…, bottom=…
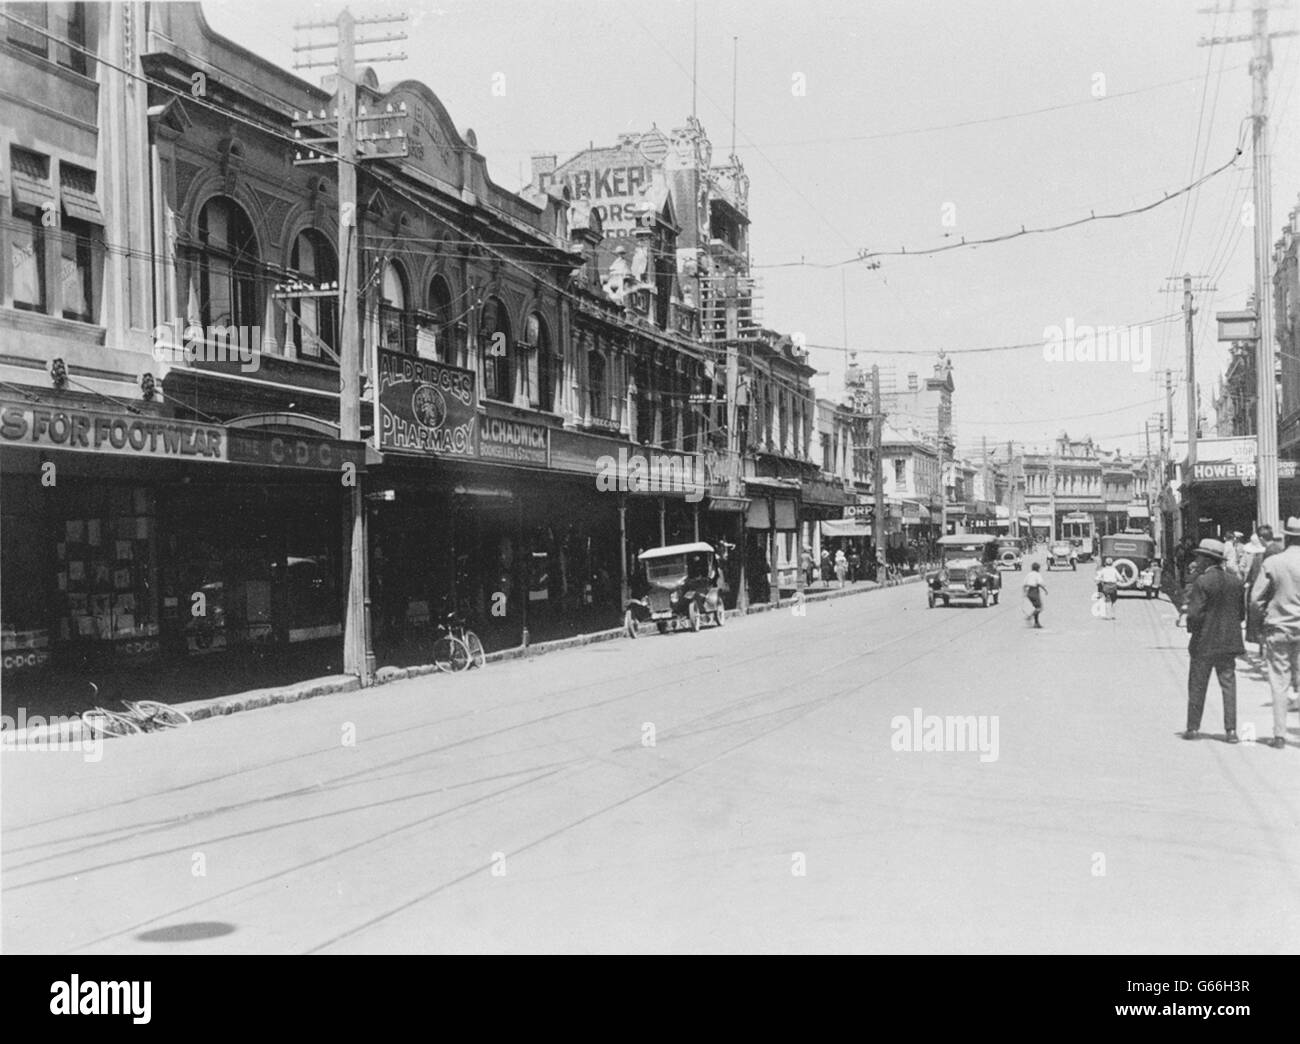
left=378, top=349, right=477, bottom=456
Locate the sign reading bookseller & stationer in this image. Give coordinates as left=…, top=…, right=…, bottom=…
left=479, top=413, right=549, bottom=467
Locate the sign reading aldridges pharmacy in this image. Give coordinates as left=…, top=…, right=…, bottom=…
left=378, top=348, right=477, bottom=457
left=0, top=401, right=226, bottom=460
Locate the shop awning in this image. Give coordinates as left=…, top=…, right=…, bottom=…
left=707, top=495, right=750, bottom=513
left=820, top=519, right=872, bottom=538
left=1126, top=505, right=1151, bottom=519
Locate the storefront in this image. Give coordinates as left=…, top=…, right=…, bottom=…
left=368, top=349, right=708, bottom=653
left=743, top=476, right=801, bottom=603
left=0, top=395, right=365, bottom=711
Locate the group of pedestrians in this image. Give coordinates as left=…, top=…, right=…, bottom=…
left=1181, top=519, right=1300, bottom=748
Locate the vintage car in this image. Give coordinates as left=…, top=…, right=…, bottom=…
left=625, top=542, right=726, bottom=637
left=1047, top=541, right=1076, bottom=570
left=1070, top=537, right=1093, bottom=563
left=926, top=535, right=1003, bottom=608
left=1098, top=532, right=1160, bottom=598
left=994, top=536, right=1025, bottom=571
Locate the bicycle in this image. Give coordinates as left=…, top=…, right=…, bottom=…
left=81, top=686, right=191, bottom=738
left=428, top=611, right=486, bottom=672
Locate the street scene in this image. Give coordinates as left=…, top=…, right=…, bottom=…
left=1, top=0, right=1299, bottom=958
left=4, top=567, right=1295, bottom=955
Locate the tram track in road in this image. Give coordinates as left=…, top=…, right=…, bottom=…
left=5, top=580, right=976, bottom=877
left=5, top=579, right=939, bottom=849
left=11, top=583, right=1009, bottom=953
left=297, top=600, right=1013, bottom=954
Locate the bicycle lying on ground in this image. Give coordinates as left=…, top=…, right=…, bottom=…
left=428, top=612, right=486, bottom=672
left=81, top=685, right=191, bottom=738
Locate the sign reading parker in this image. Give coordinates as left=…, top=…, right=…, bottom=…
left=378, top=348, right=477, bottom=456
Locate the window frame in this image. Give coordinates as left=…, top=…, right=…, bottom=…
left=196, top=195, right=260, bottom=333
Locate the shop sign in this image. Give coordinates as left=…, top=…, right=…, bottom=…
left=0, top=402, right=225, bottom=460
left=378, top=349, right=477, bottom=457
left=227, top=430, right=366, bottom=472
left=1192, top=459, right=1298, bottom=483
left=479, top=415, right=549, bottom=467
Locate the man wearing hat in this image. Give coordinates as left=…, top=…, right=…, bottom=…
left=1184, top=538, right=1244, bottom=743
left=1250, top=517, right=1300, bottom=749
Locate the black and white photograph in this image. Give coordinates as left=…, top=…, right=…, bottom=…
left=0, top=0, right=1297, bottom=980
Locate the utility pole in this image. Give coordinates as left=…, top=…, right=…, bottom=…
left=1200, top=2, right=1295, bottom=529
left=293, top=9, right=408, bottom=686
left=1162, top=274, right=1215, bottom=473
left=723, top=272, right=746, bottom=610
left=872, top=364, right=885, bottom=555
left=1049, top=453, right=1057, bottom=544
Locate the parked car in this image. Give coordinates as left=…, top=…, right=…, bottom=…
left=995, top=536, right=1024, bottom=571
left=625, top=542, right=726, bottom=636
left=1098, top=532, right=1160, bottom=598
left=926, top=535, right=1003, bottom=608
left=1047, top=541, right=1076, bottom=570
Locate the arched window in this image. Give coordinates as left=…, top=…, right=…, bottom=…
left=287, top=229, right=337, bottom=362
left=480, top=296, right=512, bottom=402
left=197, top=196, right=258, bottom=330
left=378, top=261, right=414, bottom=354
left=520, top=312, right=559, bottom=412
left=587, top=348, right=607, bottom=423
left=427, top=275, right=461, bottom=365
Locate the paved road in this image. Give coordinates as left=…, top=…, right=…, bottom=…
left=4, top=561, right=1297, bottom=953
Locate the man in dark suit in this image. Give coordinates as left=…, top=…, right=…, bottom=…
left=1184, top=538, right=1244, bottom=743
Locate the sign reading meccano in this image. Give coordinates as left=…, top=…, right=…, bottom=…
left=0, top=402, right=225, bottom=460
left=378, top=349, right=477, bottom=456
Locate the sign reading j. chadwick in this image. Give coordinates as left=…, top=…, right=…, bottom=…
left=480, top=415, right=548, bottom=466
left=378, top=348, right=477, bottom=456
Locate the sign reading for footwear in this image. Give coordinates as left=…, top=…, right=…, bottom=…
left=0, top=401, right=225, bottom=460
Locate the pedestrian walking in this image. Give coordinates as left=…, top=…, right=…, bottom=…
left=848, top=549, right=861, bottom=583
left=1249, top=517, right=1300, bottom=749
left=1242, top=526, right=1273, bottom=652
left=820, top=548, right=832, bottom=584
left=800, top=546, right=815, bottom=588
left=1183, top=538, right=1243, bottom=742
left=1022, top=562, right=1047, bottom=628
left=1224, top=531, right=1247, bottom=577
left=1095, top=560, right=1121, bottom=620
left=834, top=548, right=848, bottom=588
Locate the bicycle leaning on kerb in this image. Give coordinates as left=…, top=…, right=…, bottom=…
left=425, top=611, right=486, bottom=673
left=81, top=684, right=192, bottom=738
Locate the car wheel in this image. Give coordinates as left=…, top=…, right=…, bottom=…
left=656, top=620, right=669, bottom=635
left=689, top=600, right=702, bottom=632
left=927, top=590, right=936, bottom=608
left=716, top=605, right=726, bottom=626
left=981, top=591, right=989, bottom=608
left=942, top=596, right=950, bottom=607
left=624, top=609, right=639, bottom=639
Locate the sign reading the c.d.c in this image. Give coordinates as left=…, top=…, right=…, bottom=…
left=378, top=348, right=477, bottom=457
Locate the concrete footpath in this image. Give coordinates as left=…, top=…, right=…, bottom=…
left=10, top=576, right=919, bottom=745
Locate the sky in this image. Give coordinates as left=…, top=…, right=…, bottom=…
left=201, top=0, right=1300, bottom=460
